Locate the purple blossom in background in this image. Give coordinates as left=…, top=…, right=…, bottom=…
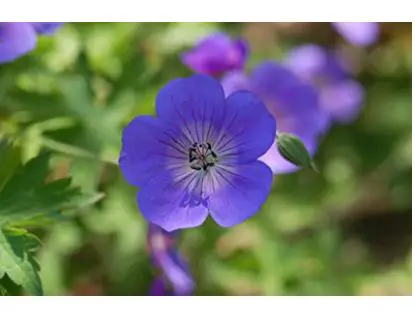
left=147, top=224, right=194, bottom=296
left=31, top=22, right=64, bottom=35
left=181, top=33, right=249, bottom=76
left=285, top=44, right=364, bottom=125
left=0, top=23, right=37, bottom=64
left=0, top=22, right=63, bottom=64
left=119, top=74, right=275, bottom=231
left=332, top=22, right=380, bottom=47
left=222, top=62, right=327, bottom=174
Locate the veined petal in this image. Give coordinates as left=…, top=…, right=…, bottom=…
left=156, top=74, right=226, bottom=144
left=209, top=161, right=273, bottom=227
left=215, top=91, right=276, bottom=163
left=137, top=170, right=209, bottom=232
left=119, top=115, right=187, bottom=187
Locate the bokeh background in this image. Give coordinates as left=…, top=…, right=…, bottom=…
left=0, top=22, right=412, bottom=296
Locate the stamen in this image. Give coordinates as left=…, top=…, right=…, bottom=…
left=188, top=142, right=218, bottom=172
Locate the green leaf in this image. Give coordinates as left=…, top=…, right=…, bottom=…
left=0, top=229, right=43, bottom=295
left=0, top=153, right=82, bottom=227
left=0, top=140, right=21, bottom=189
left=11, top=192, right=105, bottom=228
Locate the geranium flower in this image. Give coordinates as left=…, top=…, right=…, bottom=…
left=181, top=33, right=248, bottom=76
left=119, top=74, right=276, bottom=231
left=285, top=44, right=364, bottom=125
left=0, top=22, right=63, bottom=64
left=222, top=61, right=327, bottom=174
left=147, top=224, right=193, bottom=296
left=332, top=22, right=379, bottom=47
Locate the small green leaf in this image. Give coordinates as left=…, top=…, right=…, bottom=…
left=276, top=132, right=319, bottom=172
left=0, top=140, right=21, bottom=189
left=0, top=229, right=43, bottom=295
left=0, top=153, right=82, bottom=227
left=11, top=192, right=105, bottom=228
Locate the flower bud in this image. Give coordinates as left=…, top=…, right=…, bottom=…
left=276, top=132, right=319, bottom=172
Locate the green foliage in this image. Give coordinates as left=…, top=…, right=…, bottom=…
left=0, top=145, right=102, bottom=295
left=0, top=22, right=412, bottom=296
left=0, top=229, right=42, bottom=295
left=0, top=153, right=80, bottom=227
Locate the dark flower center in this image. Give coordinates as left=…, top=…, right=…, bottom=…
left=188, top=142, right=217, bottom=172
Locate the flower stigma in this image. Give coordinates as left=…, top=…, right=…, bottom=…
left=188, top=142, right=218, bottom=172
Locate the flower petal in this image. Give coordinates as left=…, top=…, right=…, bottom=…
left=332, top=22, right=380, bottom=47
left=147, top=224, right=194, bottom=295
left=251, top=61, right=299, bottom=97
left=181, top=33, right=246, bottom=75
left=209, top=161, right=273, bottom=227
left=221, top=70, right=251, bottom=97
left=284, top=44, right=327, bottom=82
left=159, top=250, right=194, bottom=295
left=320, top=80, right=364, bottom=123
left=234, top=38, right=249, bottom=64
left=0, top=22, right=36, bottom=64
left=137, top=170, right=209, bottom=232
left=30, top=22, right=63, bottom=35
left=149, top=278, right=171, bottom=296
left=156, top=74, right=227, bottom=145
left=156, top=74, right=226, bottom=120
left=215, top=91, right=276, bottom=163
left=251, top=61, right=320, bottom=117
left=119, top=115, right=187, bottom=187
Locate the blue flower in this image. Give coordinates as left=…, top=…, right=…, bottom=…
left=332, top=22, right=380, bottom=47
left=181, top=33, right=249, bottom=76
left=119, top=74, right=276, bottom=231
left=147, top=224, right=194, bottom=296
left=0, top=22, right=63, bottom=64
left=221, top=62, right=327, bottom=174
left=0, top=23, right=37, bottom=64
left=285, top=44, right=364, bottom=125
left=30, top=22, right=64, bottom=35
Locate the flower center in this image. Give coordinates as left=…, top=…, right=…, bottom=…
left=188, top=142, right=218, bottom=172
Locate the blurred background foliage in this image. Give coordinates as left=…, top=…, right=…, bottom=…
left=0, top=22, right=412, bottom=296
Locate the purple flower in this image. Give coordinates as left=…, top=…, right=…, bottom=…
left=149, top=277, right=170, bottom=296
left=119, top=74, right=275, bottom=231
left=149, top=277, right=172, bottom=296
left=0, top=22, right=63, bottom=64
left=222, top=62, right=327, bottom=174
left=30, top=22, right=63, bottom=35
left=332, top=22, right=379, bottom=47
left=0, top=22, right=37, bottom=64
left=147, top=224, right=194, bottom=296
left=285, top=44, right=364, bottom=124
left=181, top=33, right=249, bottom=76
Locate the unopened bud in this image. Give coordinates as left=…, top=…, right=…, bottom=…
left=276, top=132, right=319, bottom=172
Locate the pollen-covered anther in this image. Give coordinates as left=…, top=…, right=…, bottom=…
left=188, top=142, right=218, bottom=171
